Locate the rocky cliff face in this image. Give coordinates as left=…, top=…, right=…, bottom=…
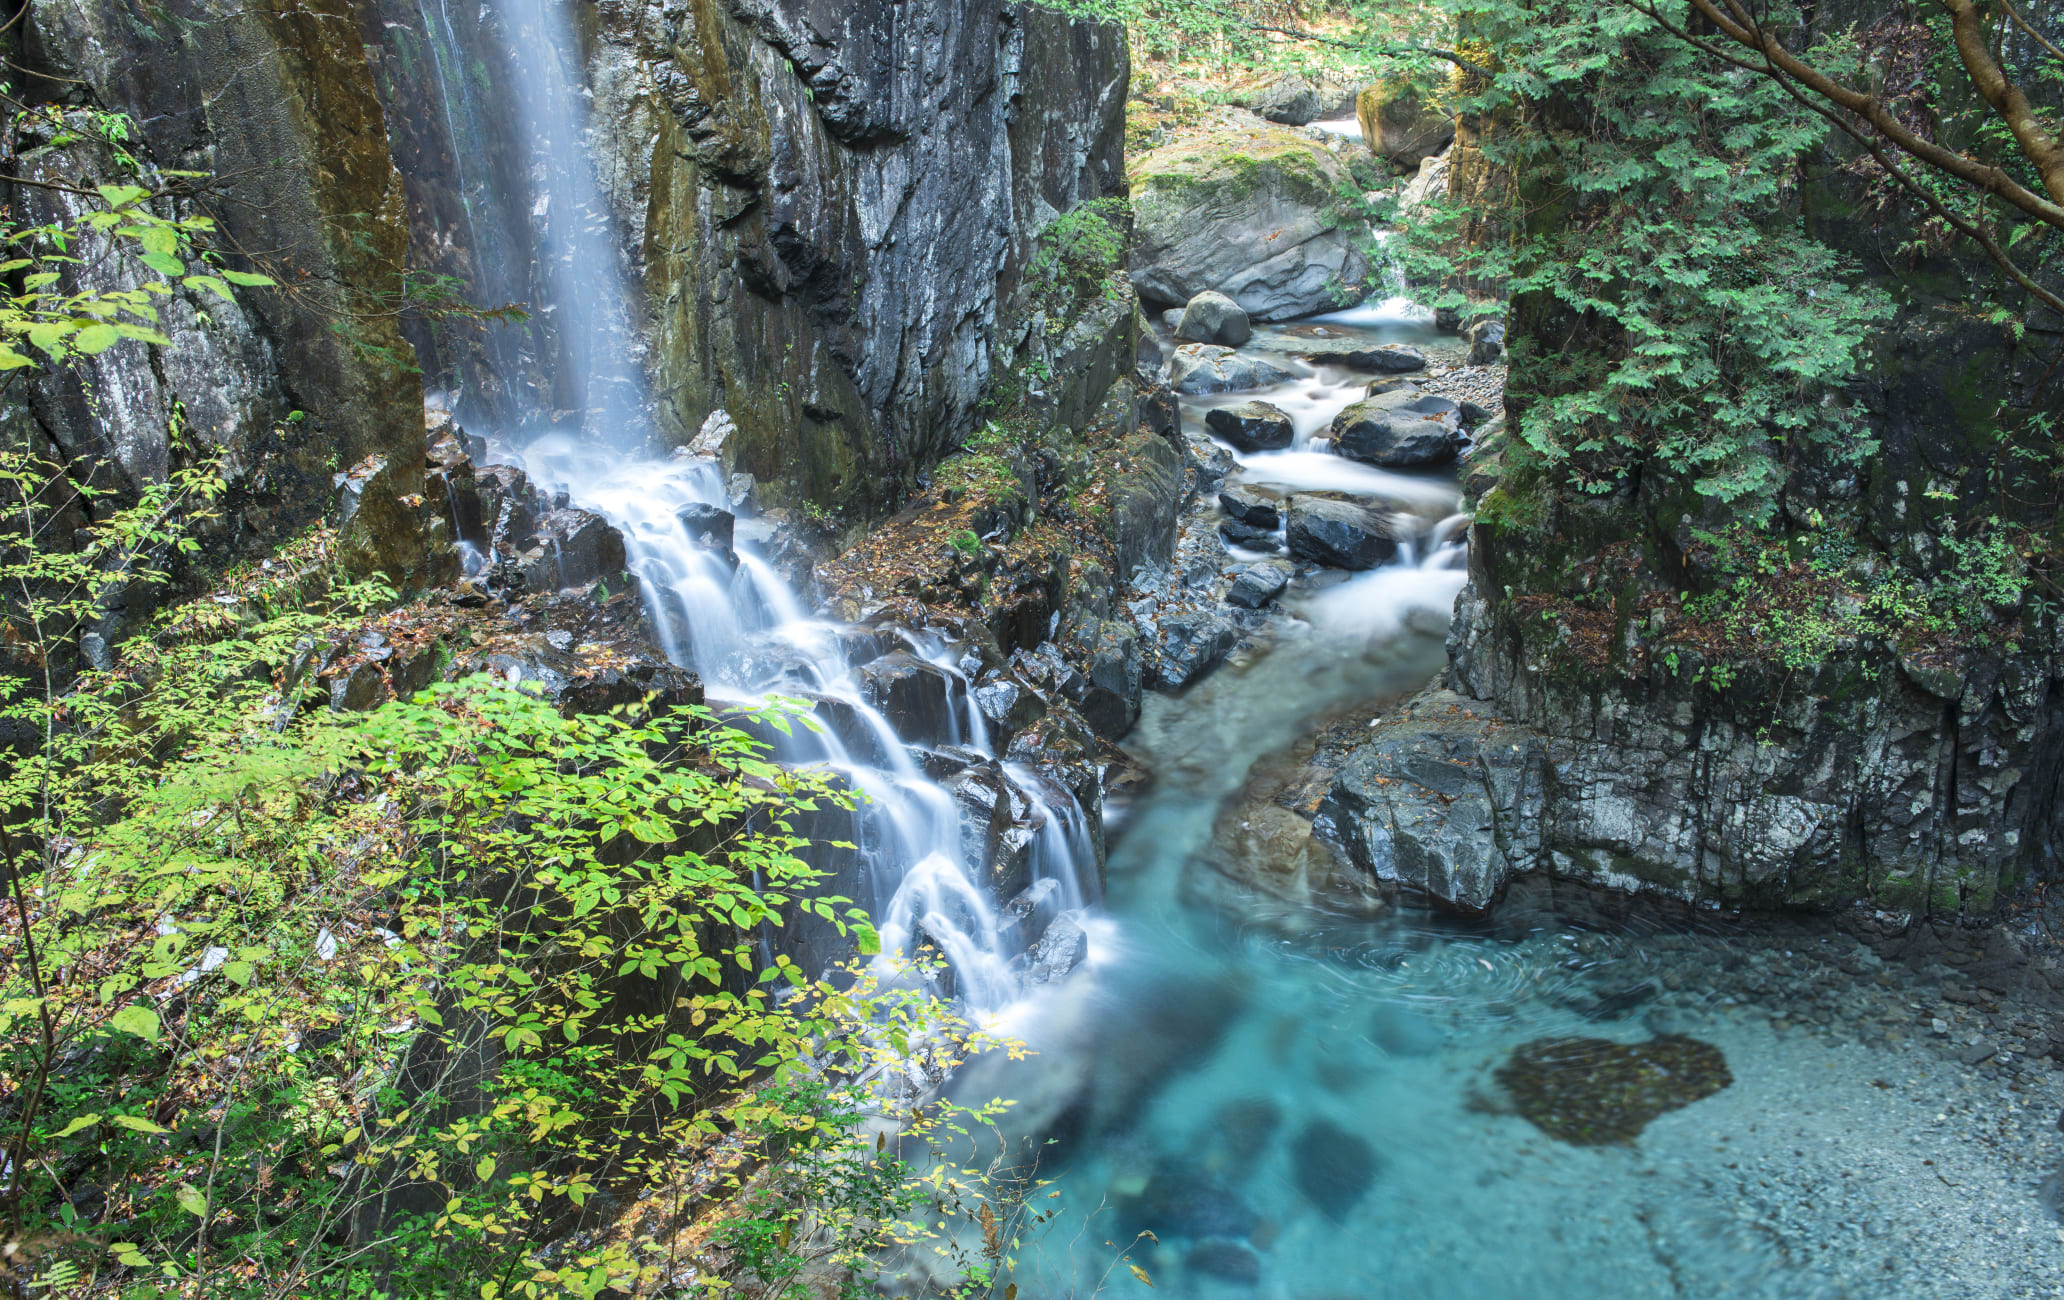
left=15, top=0, right=440, bottom=589
left=367, top=0, right=1129, bottom=517
left=1320, top=17, right=2064, bottom=920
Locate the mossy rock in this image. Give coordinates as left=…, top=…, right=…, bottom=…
left=1495, top=1035, right=1732, bottom=1145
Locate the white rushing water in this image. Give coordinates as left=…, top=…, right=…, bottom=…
left=440, top=1, right=1101, bottom=1026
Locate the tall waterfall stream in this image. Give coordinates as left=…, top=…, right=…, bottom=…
left=418, top=10, right=2064, bottom=1296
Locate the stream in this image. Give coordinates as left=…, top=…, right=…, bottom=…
left=412, top=10, right=2064, bottom=1293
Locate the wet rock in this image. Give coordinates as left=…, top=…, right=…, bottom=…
left=461, top=635, right=700, bottom=717
left=519, top=508, right=628, bottom=593
left=1185, top=1239, right=1263, bottom=1284
left=1331, top=401, right=1461, bottom=468
left=329, top=660, right=386, bottom=712
left=948, top=766, right=1036, bottom=901
left=1286, top=497, right=1401, bottom=570
left=1225, top=559, right=1292, bottom=609
left=1169, top=344, right=1296, bottom=396
left=1154, top=610, right=1238, bottom=690
left=1495, top=1035, right=1732, bottom=1145
left=1219, top=518, right=1282, bottom=551
left=677, top=502, right=737, bottom=557
left=1459, top=398, right=1494, bottom=427
left=1184, top=432, right=1240, bottom=484
left=1027, top=910, right=1090, bottom=984
left=1289, top=1118, right=1382, bottom=1222
left=856, top=651, right=969, bottom=748
left=1076, top=620, right=1143, bottom=739
left=1333, top=344, right=1426, bottom=374
left=1138, top=382, right=1182, bottom=443
left=1204, top=400, right=1295, bottom=452
left=972, top=676, right=1047, bottom=749
left=1219, top=482, right=1287, bottom=529
left=1365, top=376, right=1420, bottom=397
left=1176, top=290, right=1252, bottom=346
left=1468, top=318, right=1506, bottom=366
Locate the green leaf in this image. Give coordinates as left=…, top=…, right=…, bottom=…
left=111, top=1114, right=168, bottom=1134
left=110, top=1004, right=160, bottom=1043
left=140, top=251, right=185, bottom=277
left=54, top=1114, right=101, bottom=1138
left=96, top=184, right=149, bottom=207
left=175, top=1182, right=208, bottom=1218
left=221, top=960, right=253, bottom=987
left=182, top=274, right=234, bottom=301
left=220, top=269, right=276, bottom=287
left=475, top=1155, right=496, bottom=1181
left=70, top=323, right=120, bottom=355
left=852, top=922, right=880, bottom=956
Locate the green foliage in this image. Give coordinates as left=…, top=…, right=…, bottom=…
left=0, top=191, right=1031, bottom=1300
left=1398, top=0, right=1893, bottom=516
left=1023, top=197, right=1133, bottom=310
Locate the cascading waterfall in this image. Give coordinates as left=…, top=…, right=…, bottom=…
left=428, top=5, right=1098, bottom=1023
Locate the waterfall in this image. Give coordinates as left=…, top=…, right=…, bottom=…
left=418, top=2, right=1097, bottom=1022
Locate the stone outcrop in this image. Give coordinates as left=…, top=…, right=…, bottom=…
left=15, top=0, right=440, bottom=592
left=1356, top=81, right=1454, bottom=169
left=405, top=0, right=1133, bottom=517
left=1130, top=124, right=1374, bottom=320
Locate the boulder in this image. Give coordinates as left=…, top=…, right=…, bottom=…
left=1469, top=318, right=1506, bottom=365
left=1169, top=344, right=1296, bottom=396
left=1218, top=519, right=1281, bottom=550
left=972, top=676, right=1048, bottom=749
left=1330, top=399, right=1462, bottom=468
left=1287, top=497, right=1400, bottom=569
left=1218, top=482, right=1286, bottom=529
left=1154, top=611, right=1238, bottom=689
left=1366, top=376, right=1420, bottom=397
left=1333, top=345, right=1426, bottom=374
left=1249, top=73, right=1323, bottom=125
left=1225, top=559, right=1293, bottom=609
left=677, top=502, right=737, bottom=556
left=1175, top=291, right=1252, bottom=346
left=1356, top=80, right=1455, bottom=168
left=1204, top=401, right=1295, bottom=452
left=1353, top=386, right=1463, bottom=431
left=1026, top=910, right=1090, bottom=984
left=1130, top=128, right=1374, bottom=320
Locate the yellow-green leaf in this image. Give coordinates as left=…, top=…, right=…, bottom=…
left=110, top=1004, right=160, bottom=1042
left=71, top=323, right=120, bottom=355
left=111, top=1115, right=168, bottom=1134
left=220, top=269, right=275, bottom=288
left=475, top=1155, right=496, bottom=1181
left=54, top=1114, right=101, bottom=1138
left=175, top=1183, right=208, bottom=1218
left=1128, top=1263, right=1153, bottom=1287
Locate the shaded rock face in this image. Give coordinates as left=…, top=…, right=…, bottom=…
left=370, top=0, right=1128, bottom=516
left=17, top=0, right=436, bottom=589
left=1130, top=125, right=1374, bottom=320
left=1357, top=81, right=1455, bottom=167
left=1248, top=73, right=1323, bottom=126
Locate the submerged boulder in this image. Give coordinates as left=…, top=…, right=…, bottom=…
left=1176, top=290, right=1252, bottom=346
left=1495, top=1036, right=1732, bottom=1145
left=1205, top=400, right=1295, bottom=451
left=1286, top=497, right=1401, bottom=569
left=1169, top=344, right=1295, bottom=396
left=1289, top=1118, right=1382, bottom=1222
left=1130, top=127, right=1374, bottom=320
